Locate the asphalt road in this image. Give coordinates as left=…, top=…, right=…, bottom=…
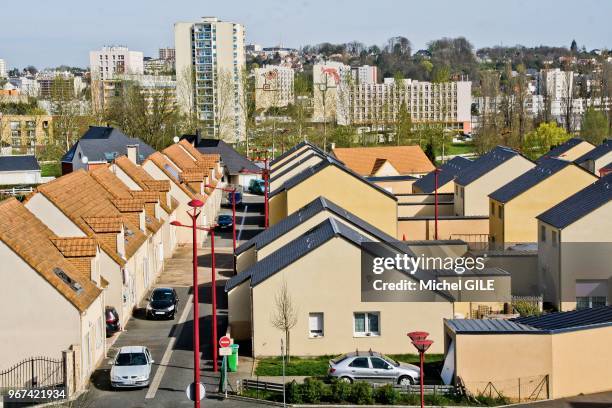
left=77, top=195, right=266, bottom=408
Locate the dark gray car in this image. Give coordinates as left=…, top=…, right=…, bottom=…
left=328, top=351, right=420, bottom=385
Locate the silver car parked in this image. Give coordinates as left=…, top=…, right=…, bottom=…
left=328, top=351, right=420, bottom=386
left=110, top=346, right=154, bottom=388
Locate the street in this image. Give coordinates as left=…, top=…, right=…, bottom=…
left=79, top=195, right=266, bottom=408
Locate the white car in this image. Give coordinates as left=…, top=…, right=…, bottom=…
left=110, top=346, right=154, bottom=388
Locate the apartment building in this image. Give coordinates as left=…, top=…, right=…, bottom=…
left=338, top=78, right=472, bottom=132
left=175, top=17, right=246, bottom=141
left=91, top=74, right=176, bottom=113
left=537, top=175, right=612, bottom=311
left=312, top=62, right=351, bottom=122
left=0, top=58, right=6, bottom=78
left=36, top=71, right=85, bottom=99
left=89, top=46, right=144, bottom=80
left=158, top=47, right=176, bottom=61
left=0, top=114, right=53, bottom=155
left=254, top=65, right=294, bottom=110
left=488, top=157, right=597, bottom=245
left=351, top=65, right=377, bottom=84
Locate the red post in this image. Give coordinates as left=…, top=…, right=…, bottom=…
left=419, top=351, right=424, bottom=408
left=264, top=158, right=269, bottom=229
left=231, top=190, right=236, bottom=256
left=211, top=229, right=218, bottom=372
left=190, top=208, right=201, bottom=408
left=434, top=168, right=439, bottom=240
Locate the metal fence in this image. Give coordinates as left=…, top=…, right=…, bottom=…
left=460, top=374, right=549, bottom=402
left=0, top=356, right=65, bottom=393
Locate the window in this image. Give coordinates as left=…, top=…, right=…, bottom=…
left=349, top=357, right=369, bottom=368
left=540, top=225, right=546, bottom=242
left=498, top=205, right=503, bottom=219
left=309, top=313, right=324, bottom=337
left=552, top=231, right=558, bottom=247
left=370, top=357, right=390, bottom=369
left=577, top=296, right=607, bottom=309
left=354, top=312, right=380, bottom=336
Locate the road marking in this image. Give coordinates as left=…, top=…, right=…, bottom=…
left=145, top=294, right=194, bottom=399
left=237, top=205, right=248, bottom=241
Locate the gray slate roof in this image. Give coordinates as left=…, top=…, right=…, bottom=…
left=61, top=126, right=155, bottom=164
left=270, top=141, right=324, bottom=166
left=413, top=156, right=472, bottom=193
left=575, top=139, right=612, bottom=163
left=365, top=175, right=417, bottom=182
left=537, top=174, right=612, bottom=229
left=235, top=196, right=409, bottom=255
left=0, top=155, right=40, bottom=172
left=269, top=156, right=397, bottom=200
left=195, top=138, right=260, bottom=174
left=455, top=146, right=523, bottom=186
left=447, top=305, right=612, bottom=334
left=269, top=151, right=326, bottom=182
left=226, top=217, right=454, bottom=301
left=489, top=157, right=572, bottom=203
left=537, top=138, right=587, bottom=162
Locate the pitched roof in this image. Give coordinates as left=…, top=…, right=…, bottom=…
left=455, top=146, right=524, bottom=186
left=537, top=138, right=591, bottom=162
left=269, top=156, right=397, bottom=200
left=0, top=155, right=40, bottom=172
left=270, top=141, right=323, bottom=166
left=163, top=144, right=198, bottom=171
left=537, top=174, right=612, bottom=229
left=447, top=305, right=612, bottom=334
left=194, top=138, right=260, bottom=174
left=61, top=126, right=155, bottom=164
left=51, top=237, right=97, bottom=257
left=0, top=198, right=101, bottom=312
left=575, top=139, right=612, bottom=163
left=413, top=156, right=472, bottom=193
left=235, top=196, right=410, bottom=255
left=226, top=217, right=453, bottom=302
left=114, top=156, right=170, bottom=192
left=365, top=175, right=417, bottom=182
left=331, top=145, right=435, bottom=176
left=36, top=170, right=147, bottom=263
left=90, top=166, right=134, bottom=199
left=489, top=157, right=575, bottom=203
left=269, top=151, right=326, bottom=182
left=146, top=152, right=201, bottom=200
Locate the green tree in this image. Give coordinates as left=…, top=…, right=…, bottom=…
left=581, top=107, right=609, bottom=144
left=431, top=65, right=450, bottom=83
left=523, top=122, right=571, bottom=160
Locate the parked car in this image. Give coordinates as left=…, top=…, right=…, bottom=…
left=105, top=306, right=120, bottom=337
left=328, top=351, right=420, bottom=385
left=248, top=179, right=266, bottom=195
left=216, top=214, right=233, bottom=230
left=227, top=190, right=243, bottom=206
left=145, top=287, right=179, bottom=319
left=110, top=346, right=154, bottom=388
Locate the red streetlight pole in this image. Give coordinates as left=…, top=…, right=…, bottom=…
left=206, top=184, right=237, bottom=262
left=170, top=206, right=220, bottom=390
left=434, top=168, right=440, bottom=240
left=242, top=150, right=270, bottom=229
left=408, top=332, right=433, bottom=408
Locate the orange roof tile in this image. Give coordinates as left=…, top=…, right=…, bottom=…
left=84, top=216, right=123, bottom=232
left=143, top=180, right=171, bottom=192
left=163, top=144, right=198, bottom=171
left=0, top=199, right=101, bottom=312
left=112, top=198, right=145, bottom=212
left=146, top=152, right=197, bottom=199
left=90, top=166, right=133, bottom=199
left=131, top=190, right=160, bottom=203
left=51, top=237, right=97, bottom=257
left=331, top=146, right=435, bottom=176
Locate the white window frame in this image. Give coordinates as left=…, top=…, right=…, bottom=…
left=308, top=313, right=324, bottom=338
left=353, top=312, right=380, bottom=337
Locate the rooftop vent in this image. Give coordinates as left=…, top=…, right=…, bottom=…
left=53, top=267, right=83, bottom=294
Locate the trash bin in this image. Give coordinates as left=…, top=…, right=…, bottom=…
left=228, top=344, right=239, bottom=372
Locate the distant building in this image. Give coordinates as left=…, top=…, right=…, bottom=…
left=254, top=65, right=294, bottom=110
left=351, top=65, right=377, bottom=84
left=0, top=114, right=53, bottom=155
left=175, top=17, right=246, bottom=142
left=0, top=58, right=6, bottom=78
left=0, top=155, right=41, bottom=185
left=89, top=46, right=144, bottom=81
left=8, top=76, right=40, bottom=97
left=143, top=57, right=174, bottom=75
left=158, top=47, right=175, bottom=61
left=36, top=71, right=85, bottom=99
left=312, top=62, right=351, bottom=123
left=91, top=74, right=175, bottom=113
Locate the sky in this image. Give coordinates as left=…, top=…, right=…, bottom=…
left=1, top=0, right=611, bottom=69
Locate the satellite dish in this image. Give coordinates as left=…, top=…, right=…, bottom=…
left=81, top=156, right=89, bottom=164
left=173, top=136, right=180, bottom=143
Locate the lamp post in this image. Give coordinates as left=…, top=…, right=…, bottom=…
left=242, top=150, right=269, bottom=228
left=206, top=184, right=237, bottom=267
left=407, top=331, right=433, bottom=408
left=170, top=206, right=220, bottom=389
left=434, top=168, right=441, bottom=240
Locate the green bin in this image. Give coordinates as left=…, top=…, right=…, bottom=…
left=228, top=344, right=239, bottom=372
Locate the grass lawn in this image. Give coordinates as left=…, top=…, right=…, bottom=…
left=40, top=162, right=61, bottom=177
left=254, top=353, right=445, bottom=377
left=438, top=143, right=476, bottom=156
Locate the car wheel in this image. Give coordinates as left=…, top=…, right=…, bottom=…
left=398, top=376, right=414, bottom=386
left=340, top=376, right=353, bottom=384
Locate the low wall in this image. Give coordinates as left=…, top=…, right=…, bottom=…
left=398, top=202, right=454, bottom=217
left=398, top=216, right=489, bottom=241
left=396, top=193, right=454, bottom=204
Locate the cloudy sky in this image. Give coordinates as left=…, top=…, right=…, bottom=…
left=1, top=0, right=611, bottom=69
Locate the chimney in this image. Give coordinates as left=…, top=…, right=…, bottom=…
left=126, top=144, right=138, bottom=164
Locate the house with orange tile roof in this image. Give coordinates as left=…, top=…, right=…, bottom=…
left=331, top=145, right=435, bottom=177
left=0, top=198, right=106, bottom=386
left=24, top=170, right=150, bottom=326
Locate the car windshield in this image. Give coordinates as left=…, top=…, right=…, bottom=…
left=219, top=216, right=231, bottom=221
left=115, top=352, right=147, bottom=366
left=151, top=290, right=173, bottom=301
left=382, top=355, right=400, bottom=366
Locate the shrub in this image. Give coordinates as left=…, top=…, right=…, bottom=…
left=513, top=300, right=541, bottom=317
left=329, top=379, right=352, bottom=402
left=300, top=378, right=326, bottom=403
left=349, top=381, right=374, bottom=405
left=286, top=380, right=302, bottom=404
left=374, top=384, right=399, bottom=405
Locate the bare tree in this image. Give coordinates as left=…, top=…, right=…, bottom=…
left=270, top=280, right=298, bottom=363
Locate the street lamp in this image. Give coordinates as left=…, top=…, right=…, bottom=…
left=169, top=202, right=220, bottom=407
left=241, top=151, right=269, bottom=228
left=206, top=184, right=237, bottom=270
left=408, top=331, right=433, bottom=408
